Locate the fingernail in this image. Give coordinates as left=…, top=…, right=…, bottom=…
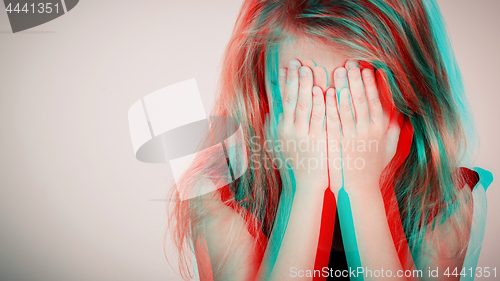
left=300, top=67, right=308, bottom=77
left=289, top=60, right=299, bottom=70
left=327, top=88, right=335, bottom=97
left=362, top=68, right=373, bottom=78
left=313, top=86, right=320, bottom=95
left=336, top=68, right=346, bottom=79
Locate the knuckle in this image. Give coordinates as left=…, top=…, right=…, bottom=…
left=311, top=112, right=324, bottom=122
left=285, top=94, right=297, bottom=105
left=340, top=103, right=351, bottom=113
left=313, top=99, right=325, bottom=109
left=296, top=100, right=309, bottom=111
left=328, top=110, right=339, bottom=122
left=367, top=96, right=381, bottom=106
left=353, top=93, right=366, bottom=105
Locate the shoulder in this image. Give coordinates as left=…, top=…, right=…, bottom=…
left=415, top=167, right=492, bottom=273
left=424, top=167, right=491, bottom=255
left=193, top=185, right=265, bottom=280
left=193, top=184, right=255, bottom=237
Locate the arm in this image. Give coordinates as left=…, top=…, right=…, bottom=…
left=256, top=185, right=325, bottom=280
left=195, top=183, right=325, bottom=281
left=257, top=59, right=330, bottom=280
left=348, top=188, right=407, bottom=280
left=195, top=190, right=263, bottom=281
left=416, top=183, right=484, bottom=281
left=327, top=61, right=408, bottom=280
left=196, top=59, right=332, bottom=281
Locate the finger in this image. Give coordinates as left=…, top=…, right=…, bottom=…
left=326, top=87, right=340, bottom=134
left=310, top=86, right=325, bottom=134
left=348, top=66, right=369, bottom=129
left=278, top=66, right=286, bottom=109
left=338, top=87, right=355, bottom=137
left=385, top=109, right=402, bottom=160
left=277, top=112, right=284, bottom=138
left=362, top=67, right=384, bottom=124
left=277, top=113, right=288, bottom=157
left=326, top=87, right=342, bottom=178
left=283, top=60, right=301, bottom=128
left=376, top=69, right=393, bottom=126
left=302, top=59, right=316, bottom=69
left=278, top=112, right=284, bottom=128
left=295, top=66, right=313, bottom=133
left=359, top=60, right=374, bottom=72
left=313, top=65, right=328, bottom=91
left=333, top=67, right=348, bottom=93
left=345, top=60, right=359, bottom=71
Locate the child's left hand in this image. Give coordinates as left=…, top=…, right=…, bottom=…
left=328, top=60, right=402, bottom=194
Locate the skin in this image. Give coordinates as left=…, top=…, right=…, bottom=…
left=269, top=35, right=405, bottom=281
left=269, top=36, right=400, bottom=196
left=276, top=36, right=349, bottom=90
left=196, top=36, right=471, bottom=281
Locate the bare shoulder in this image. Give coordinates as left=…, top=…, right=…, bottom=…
left=415, top=183, right=476, bottom=280
left=194, top=185, right=264, bottom=281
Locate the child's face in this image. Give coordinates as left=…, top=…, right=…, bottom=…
left=267, top=35, right=394, bottom=123
left=266, top=36, right=350, bottom=115
left=278, top=36, right=351, bottom=90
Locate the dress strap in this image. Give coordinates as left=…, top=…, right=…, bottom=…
left=472, top=167, right=494, bottom=191
left=461, top=166, right=492, bottom=281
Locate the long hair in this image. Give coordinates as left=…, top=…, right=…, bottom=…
left=167, top=0, right=478, bottom=278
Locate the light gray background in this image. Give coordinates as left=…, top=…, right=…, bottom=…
left=0, top=0, right=498, bottom=280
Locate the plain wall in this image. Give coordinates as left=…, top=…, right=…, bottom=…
left=0, top=0, right=498, bottom=280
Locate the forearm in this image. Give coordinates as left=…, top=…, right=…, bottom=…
left=348, top=187, right=407, bottom=281
left=257, top=182, right=325, bottom=281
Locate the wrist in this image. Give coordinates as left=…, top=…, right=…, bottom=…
left=347, top=185, right=383, bottom=202
left=294, top=181, right=326, bottom=197
left=343, top=178, right=381, bottom=193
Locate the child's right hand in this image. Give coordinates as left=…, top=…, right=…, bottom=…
left=277, top=59, right=329, bottom=194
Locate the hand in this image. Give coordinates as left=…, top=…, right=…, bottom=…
left=327, top=60, right=402, bottom=194
left=277, top=59, right=329, bottom=192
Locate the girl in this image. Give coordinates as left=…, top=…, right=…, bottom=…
left=167, top=0, right=493, bottom=280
